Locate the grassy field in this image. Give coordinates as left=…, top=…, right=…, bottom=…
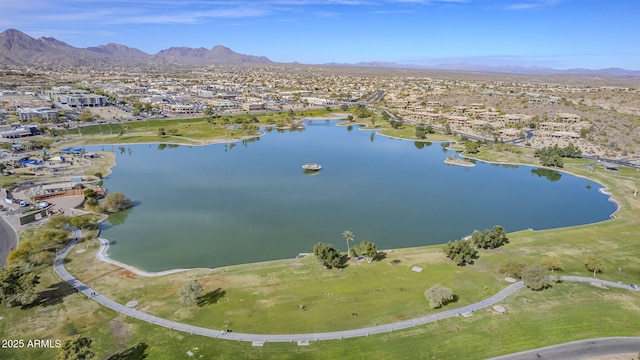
left=60, top=108, right=344, bottom=147
left=2, top=114, right=640, bottom=359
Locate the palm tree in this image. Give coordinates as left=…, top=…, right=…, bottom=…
left=342, top=230, right=354, bottom=258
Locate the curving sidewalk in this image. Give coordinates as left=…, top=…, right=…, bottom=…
left=54, top=231, right=638, bottom=344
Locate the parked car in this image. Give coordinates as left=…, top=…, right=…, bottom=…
left=19, top=200, right=28, bottom=207
left=37, top=201, right=49, bottom=209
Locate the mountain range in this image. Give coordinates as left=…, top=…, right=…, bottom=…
left=0, top=29, right=272, bottom=66
left=1, top=29, right=638, bottom=76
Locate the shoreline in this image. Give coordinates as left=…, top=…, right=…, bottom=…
left=61, top=132, right=265, bottom=149
left=95, top=236, right=311, bottom=277
left=444, top=158, right=476, bottom=167
left=95, top=237, right=198, bottom=277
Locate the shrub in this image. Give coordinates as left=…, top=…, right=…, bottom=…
left=424, top=284, right=454, bottom=308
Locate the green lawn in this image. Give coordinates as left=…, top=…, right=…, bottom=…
left=3, top=280, right=638, bottom=360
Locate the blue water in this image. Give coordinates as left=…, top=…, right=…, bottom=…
left=94, top=120, right=616, bottom=272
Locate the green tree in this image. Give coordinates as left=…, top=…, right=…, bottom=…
left=313, top=243, right=342, bottom=269
left=471, top=225, right=509, bottom=249
left=179, top=280, right=203, bottom=306
left=342, top=230, right=354, bottom=259
left=77, top=110, right=94, bottom=122
left=57, top=336, right=95, bottom=360
left=424, top=284, right=454, bottom=308
left=535, top=144, right=581, bottom=168
left=522, top=264, right=550, bottom=290
left=415, top=124, right=427, bottom=139
left=100, top=192, right=133, bottom=213
left=390, top=119, right=403, bottom=129
left=443, top=239, right=477, bottom=266
left=84, top=198, right=99, bottom=211
left=464, top=141, right=479, bottom=154
left=352, top=241, right=378, bottom=263
left=499, top=260, right=526, bottom=279
left=69, top=215, right=97, bottom=230
left=540, top=256, right=564, bottom=273
left=84, top=188, right=97, bottom=199
left=585, top=255, right=604, bottom=278
left=0, top=266, right=40, bottom=307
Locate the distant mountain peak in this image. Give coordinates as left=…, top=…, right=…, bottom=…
left=212, top=45, right=231, bottom=51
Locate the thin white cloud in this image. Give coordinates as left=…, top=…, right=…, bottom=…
left=372, top=9, right=415, bottom=13
left=391, top=0, right=470, bottom=4
left=313, top=11, right=341, bottom=17
left=506, top=0, right=561, bottom=10
left=1, top=3, right=270, bottom=27
left=507, top=3, right=539, bottom=10
left=0, top=0, right=476, bottom=29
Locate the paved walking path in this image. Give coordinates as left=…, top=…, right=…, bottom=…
left=0, top=215, right=18, bottom=268
left=54, top=231, right=639, bottom=345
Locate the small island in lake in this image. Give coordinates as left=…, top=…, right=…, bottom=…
left=444, top=156, right=476, bottom=167
left=302, top=163, right=323, bottom=171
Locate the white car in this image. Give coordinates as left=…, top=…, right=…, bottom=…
left=37, top=201, right=49, bottom=209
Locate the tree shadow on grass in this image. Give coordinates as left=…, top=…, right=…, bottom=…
left=197, top=288, right=227, bottom=306
left=106, top=343, right=149, bottom=360
left=431, top=295, right=460, bottom=310
left=374, top=251, right=388, bottom=262
left=22, top=280, right=77, bottom=309
left=337, top=255, right=350, bottom=269
left=447, top=294, right=460, bottom=306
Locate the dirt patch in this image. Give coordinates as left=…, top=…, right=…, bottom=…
left=116, top=269, right=137, bottom=279
left=172, top=307, right=199, bottom=321
left=255, top=295, right=299, bottom=309
left=108, top=316, right=133, bottom=348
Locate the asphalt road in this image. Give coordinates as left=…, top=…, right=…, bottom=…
left=489, top=337, right=640, bottom=360
left=0, top=215, right=18, bottom=267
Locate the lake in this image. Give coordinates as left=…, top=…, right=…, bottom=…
left=95, top=120, right=617, bottom=272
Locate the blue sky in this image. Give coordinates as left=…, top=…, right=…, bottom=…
left=2, top=0, right=639, bottom=69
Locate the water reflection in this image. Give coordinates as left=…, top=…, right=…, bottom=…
left=106, top=207, right=133, bottom=227
left=302, top=169, right=321, bottom=176
left=414, top=141, right=432, bottom=150
left=531, top=168, right=562, bottom=182
left=157, top=143, right=180, bottom=151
